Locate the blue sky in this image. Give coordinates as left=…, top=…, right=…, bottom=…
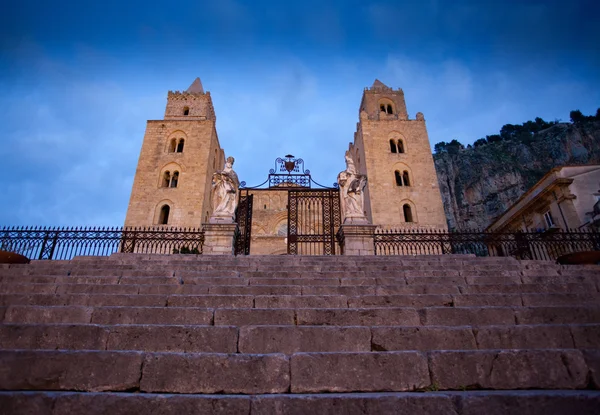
left=1, top=0, right=598, bottom=226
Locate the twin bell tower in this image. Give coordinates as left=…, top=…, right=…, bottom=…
left=124, top=77, right=447, bottom=251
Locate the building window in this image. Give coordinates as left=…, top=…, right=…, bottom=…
left=395, top=170, right=403, bottom=186
left=390, top=140, right=397, bottom=153
left=387, top=104, right=393, bottom=115
left=183, top=107, right=190, bottom=116
left=170, top=171, right=179, bottom=188
left=168, top=139, right=177, bottom=153
left=162, top=171, right=171, bottom=187
left=403, top=204, right=413, bottom=223
left=159, top=205, right=170, bottom=224
left=403, top=171, right=411, bottom=186
left=397, top=140, right=405, bottom=153
left=162, top=170, right=180, bottom=188
left=176, top=139, right=184, bottom=153
left=380, top=104, right=386, bottom=112
left=543, top=210, right=555, bottom=228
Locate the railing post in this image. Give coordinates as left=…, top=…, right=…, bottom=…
left=39, top=230, right=58, bottom=260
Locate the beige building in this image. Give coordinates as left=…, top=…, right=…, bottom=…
left=487, top=165, right=600, bottom=232
left=124, top=78, right=448, bottom=253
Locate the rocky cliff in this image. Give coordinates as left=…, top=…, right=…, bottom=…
left=434, top=120, right=600, bottom=230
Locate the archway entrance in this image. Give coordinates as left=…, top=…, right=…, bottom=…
left=234, top=155, right=341, bottom=255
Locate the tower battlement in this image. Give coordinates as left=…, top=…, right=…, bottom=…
left=164, top=78, right=215, bottom=120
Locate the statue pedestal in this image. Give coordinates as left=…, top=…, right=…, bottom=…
left=337, top=224, right=377, bottom=256
left=202, top=222, right=238, bottom=255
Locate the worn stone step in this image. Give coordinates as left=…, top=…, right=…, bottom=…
left=2, top=318, right=597, bottom=375
left=460, top=283, right=599, bottom=294
left=253, top=295, right=349, bottom=308
left=0, top=350, right=290, bottom=394
left=0, top=324, right=238, bottom=353
left=6, top=304, right=600, bottom=327
left=4, top=390, right=600, bottom=415
left=3, top=305, right=214, bottom=325
left=371, top=324, right=600, bottom=351
left=239, top=326, right=371, bottom=353
left=0, top=293, right=169, bottom=307
left=1, top=348, right=597, bottom=393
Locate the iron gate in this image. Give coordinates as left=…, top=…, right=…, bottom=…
left=234, top=193, right=253, bottom=255
left=287, top=189, right=341, bottom=255
left=236, top=155, right=340, bottom=256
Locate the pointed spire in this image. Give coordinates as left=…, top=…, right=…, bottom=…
left=186, top=77, right=204, bottom=94
left=372, top=79, right=388, bottom=88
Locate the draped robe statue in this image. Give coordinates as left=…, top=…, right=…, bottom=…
left=210, top=156, right=240, bottom=222
left=337, top=151, right=368, bottom=224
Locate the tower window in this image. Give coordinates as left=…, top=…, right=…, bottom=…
left=177, top=139, right=185, bottom=153
left=390, top=140, right=397, bottom=153
left=387, top=104, right=393, bottom=115
left=403, top=204, right=413, bottom=223
left=183, top=107, right=190, bottom=116
left=169, top=139, right=177, bottom=153
left=380, top=104, right=386, bottom=112
left=162, top=170, right=180, bottom=188
left=403, top=171, right=410, bottom=186
left=170, top=171, right=179, bottom=188
left=397, top=140, right=404, bottom=153
left=395, top=170, right=403, bottom=186
left=162, top=171, right=171, bottom=187
left=159, top=205, right=170, bottom=225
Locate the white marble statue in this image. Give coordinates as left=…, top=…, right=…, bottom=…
left=337, top=150, right=368, bottom=224
left=210, top=156, right=240, bottom=221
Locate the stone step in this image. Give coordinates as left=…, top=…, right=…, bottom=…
left=3, top=276, right=598, bottom=298
left=4, top=305, right=214, bottom=325
left=0, top=324, right=239, bottom=353
left=4, top=303, right=600, bottom=326
left=3, top=390, right=600, bottom=415
left=6, top=322, right=594, bottom=353
left=0, top=349, right=595, bottom=393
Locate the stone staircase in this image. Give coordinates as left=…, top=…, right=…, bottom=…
left=1, top=253, right=599, bottom=414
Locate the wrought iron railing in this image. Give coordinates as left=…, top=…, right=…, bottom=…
left=374, top=228, right=600, bottom=260
left=0, top=226, right=204, bottom=260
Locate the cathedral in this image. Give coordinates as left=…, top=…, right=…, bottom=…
left=124, top=78, right=447, bottom=254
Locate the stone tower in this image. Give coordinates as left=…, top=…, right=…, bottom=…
left=350, top=80, right=447, bottom=229
left=124, top=78, right=225, bottom=228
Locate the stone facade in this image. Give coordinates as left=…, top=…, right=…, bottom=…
left=350, top=80, right=447, bottom=230
left=124, top=78, right=224, bottom=228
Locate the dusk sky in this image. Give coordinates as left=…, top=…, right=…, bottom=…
left=1, top=0, right=598, bottom=226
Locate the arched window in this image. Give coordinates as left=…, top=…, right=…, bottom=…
left=170, top=171, right=179, bottom=188
left=390, top=140, right=397, bottom=153
left=403, top=204, right=413, bottom=223
left=159, top=205, right=170, bottom=224
left=168, top=139, right=176, bottom=153
left=397, top=140, right=405, bottom=153
left=395, top=170, right=403, bottom=186
left=162, top=171, right=171, bottom=188
left=403, top=171, right=410, bottom=186
left=387, top=104, right=393, bottom=115
left=380, top=104, right=386, bottom=112
left=183, top=107, right=189, bottom=116
left=176, top=139, right=184, bottom=153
